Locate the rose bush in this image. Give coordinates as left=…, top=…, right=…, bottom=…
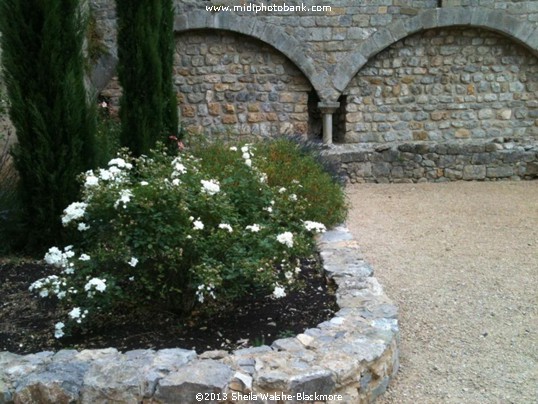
left=29, top=139, right=345, bottom=338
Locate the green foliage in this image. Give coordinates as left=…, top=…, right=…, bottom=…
left=94, top=101, right=121, bottom=166
left=0, top=0, right=97, bottom=252
left=116, top=0, right=179, bottom=156
left=160, top=0, right=179, bottom=138
left=30, top=140, right=344, bottom=339
left=255, top=137, right=348, bottom=227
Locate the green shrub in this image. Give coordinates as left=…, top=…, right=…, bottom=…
left=29, top=140, right=342, bottom=339
left=255, top=137, right=348, bottom=227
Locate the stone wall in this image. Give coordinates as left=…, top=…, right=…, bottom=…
left=0, top=227, right=400, bottom=404
left=324, top=137, right=538, bottom=183
left=341, top=27, right=538, bottom=143
left=174, top=31, right=313, bottom=139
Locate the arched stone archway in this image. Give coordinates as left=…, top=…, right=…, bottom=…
left=174, top=29, right=319, bottom=140
left=338, top=26, right=538, bottom=143
left=333, top=7, right=538, bottom=95
left=174, top=10, right=334, bottom=101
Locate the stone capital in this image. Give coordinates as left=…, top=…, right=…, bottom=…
left=318, top=101, right=340, bottom=114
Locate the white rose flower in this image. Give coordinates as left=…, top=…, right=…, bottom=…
left=201, top=179, right=220, bottom=196
left=245, top=224, right=261, bottom=232
left=276, top=232, right=294, bottom=248
left=218, top=223, right=233, bottom=233
left=54, top=322, right=65, bottom=338
left=272, top=285, right=286, bottom=299
left=62, top=202, right=88, bottom=225
left=68, top=307, right=81, bottom=319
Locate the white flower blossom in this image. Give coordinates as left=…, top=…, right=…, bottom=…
left=44, top=246, right=74, bottom=268
left=272, top=285, right=286, bottom=299
left=303, top=221, right=327, bottom=233
left=245, top=224, right=261, bottom=232
left=218, top=223, right=233, bottom=233
left=78, top=222, right=90, bottom=232
left=98, top=168, right=113, bottom=181
left=62, top=202, right=87, bottom=225
left=108, top=157, right=132, bottom=169
left=68, top=307, right=81, bottom=319
left=44, top=247, right=63, bottom=267
left=201, top=179, right=220, bottom=196
left=276, top=232, right=294, bottom=248
left=84, top=278, right=107, bottom=296
left=278, top=187, right=287, bottom=193
left=196, top=283, right=216, bottom=303
left=114, top=189, right=133, bottom=209
left=289, top=194, right=298, bottom=201
left=285, top=271, right=294, bottom=281
left=244, top=159, right=252, bottom=167
left=171, top=157, right=187, bottom=176
left=193, top=219, right=204, bottom=230
left=229, top=146, right=238, bottom=151
left=84, top=173, right=99, bottom=187
left=128, top=257, right=138, bottom=267
left=79, top=254, right=90, bottom=261
left=54, top=322, right=65, bottom=338
left=140, top=181, right=149, bottom=186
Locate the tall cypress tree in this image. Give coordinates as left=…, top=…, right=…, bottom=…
left=117, top=0, right=179, bottom=156
left=160, top=0, right=179, bottom=138
left=0, top=0, right=96, bottom=252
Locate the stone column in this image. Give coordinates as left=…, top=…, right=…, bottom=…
left=318, top=101, right=340, bottom=145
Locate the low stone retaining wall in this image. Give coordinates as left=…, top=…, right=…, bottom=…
left=0, top=227, right=399, bottom=404
left=324, top=138, right=538, bottom=183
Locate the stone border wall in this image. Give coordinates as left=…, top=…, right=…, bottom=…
left=0, top=227, right=399, bottom=404
left=324, top=138, right=538, bottom=183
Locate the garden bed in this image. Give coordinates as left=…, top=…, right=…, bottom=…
left=0, top=256, right=337, bottom=355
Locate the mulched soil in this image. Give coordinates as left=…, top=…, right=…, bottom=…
left=0, top=257, right=338, bottom=355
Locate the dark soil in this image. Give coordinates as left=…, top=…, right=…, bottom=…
left=0, top=257, right=338, bottom=355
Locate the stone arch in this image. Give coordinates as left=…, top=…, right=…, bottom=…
left=339, top=26, right=538, bottom=143
left=174, top=10, right=330, bottom=100
left=174, top=29, right=318, bottom=139
left=333, top=7, right=538, bottom=94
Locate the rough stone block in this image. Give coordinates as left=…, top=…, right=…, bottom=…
left=487, top=166, right=514, bottom=178
left=463, top=165, right=486, bottom=180
left=155, top=361, right=233, bottom=404
left=289, top=370, right=336, bottom=396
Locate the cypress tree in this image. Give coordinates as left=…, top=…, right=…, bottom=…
left=0, top=0, right=96, bottom=252
left=160, top=0, right=179, bottom=138
left=117, top=0, right=179, bottom=156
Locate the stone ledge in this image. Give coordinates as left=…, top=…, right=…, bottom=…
left=0, top=226, right=399, bottom=404
left=324, top=138, right=538, bottom=184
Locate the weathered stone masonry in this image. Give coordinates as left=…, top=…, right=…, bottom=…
left=83, top=1, right=538, bottom=182
left=90, top=1, right=538, bottom=145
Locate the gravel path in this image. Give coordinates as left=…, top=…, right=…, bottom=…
left=345, top=181, right=538, bottom=404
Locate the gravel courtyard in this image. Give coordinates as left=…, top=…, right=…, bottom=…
left=346, top=181, right=537, bottom=404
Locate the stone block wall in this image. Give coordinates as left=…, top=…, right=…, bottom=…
left=341, top=27, right=538, bottom=143
left=174, top=31, right=312, bottom=139
left=324, top=137, right=538, bottom=183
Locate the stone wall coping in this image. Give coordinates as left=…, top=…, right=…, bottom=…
left=323, top=138, right=538, bottom=184
left=0, top=226, right=399, bottom=403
